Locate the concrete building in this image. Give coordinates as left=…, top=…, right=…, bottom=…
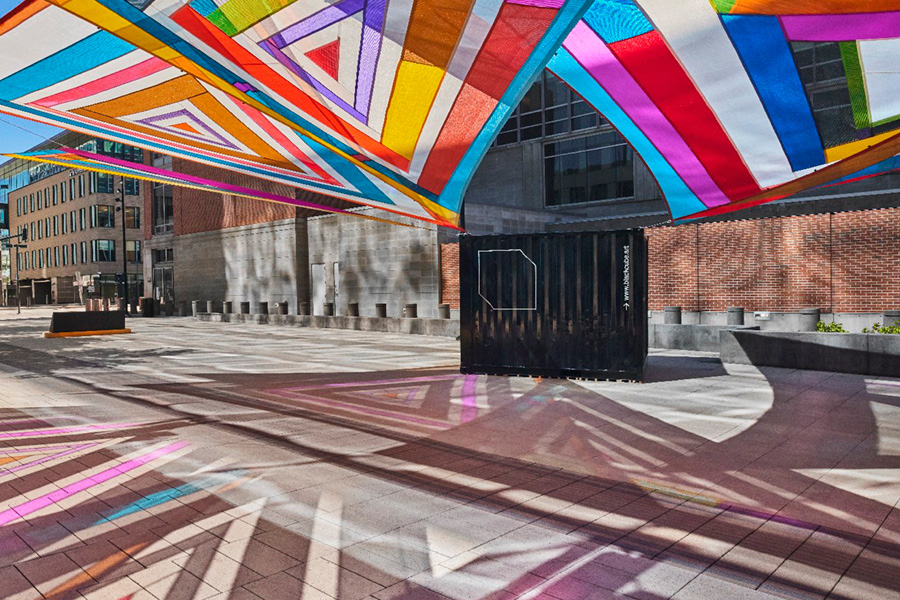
left=4, top=136, right=145, bottom=305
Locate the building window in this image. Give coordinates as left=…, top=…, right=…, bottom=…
left=53, top=215, right=58, bottom=236
left=125, top=207, right=141, bottom=229
left=70, top=178, right=75, bottom=202
left=45, top=217, right=50, bottom=237
left=60, top=182, right=66, bottom=203
left=80, top=241, right=87, bottom=264
left=54, top=246, right=59, bottom=267
left=36, top=191, right=42, bottom=210
left=70, top=210, right=76, bottom=232
left=45, top=247, right=50, bottom=267
left=496, top=70, right=601, bottom=147
left=62, top=245, right=68, bottom=266
left=126, top=240, right=141, bottom=264
left=152, top=182, right=174, bottom=234
left=152, top=248, right=174, bottom=263
left=38, top=250, right=43, bottom=269
left=37, top=220, right=42, bottom=240
left=91, top=205, right=115, bottom=228
left=79, top=208, right=86, bottom=230
left=16, top=198, right=20, bottom=216
left=91, top=239, right=115, bottom=262
left=52, top=186, right=57, bottom=204
left=544, top=131, right=634, bottom=207
left=61, top=216, right=67, bottom=235
left=29, top=194, right=34, bottom=212
left=79, top=175, right=85, bottom=197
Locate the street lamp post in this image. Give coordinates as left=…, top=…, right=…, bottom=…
left=116, top=177, right=129, bottom=316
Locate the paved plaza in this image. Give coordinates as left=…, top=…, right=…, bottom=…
left=0, top=310, right=899, bottom=599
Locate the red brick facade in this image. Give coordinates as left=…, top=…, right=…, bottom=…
left=439, top=207, right=900, bottom=313
left=145, top=159, right=298, bottom=240
left=440, top=243, right=460, bottom=309
left=648, top=207, right=900, bottom=312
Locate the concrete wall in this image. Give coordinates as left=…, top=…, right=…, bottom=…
left=308, top=210, right=441, bottom=318
left=720, top=329, right=900, bottom=377
left=648, top=310, right=888, bottom=334
left=173, top=217, right=308, bottom=310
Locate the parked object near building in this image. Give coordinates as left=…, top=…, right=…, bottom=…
left=460, top=231, right=648, bottom=381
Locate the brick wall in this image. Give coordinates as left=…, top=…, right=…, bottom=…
left=440, top=243, right=460, bottom=309
left=648, top=207, right=900, bottom=312
left=171, top=159, right=297, bottom=236
left=440, top=207, right=900, bottom=313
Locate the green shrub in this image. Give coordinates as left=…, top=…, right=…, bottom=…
left=816, top=320, right=847, bottom=333
left=863, top=320, right=900, bottom=334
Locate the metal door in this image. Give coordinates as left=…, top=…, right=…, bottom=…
left=459, top=230, right=648, bottom=381
left=311, top=263, right=327, bottom=316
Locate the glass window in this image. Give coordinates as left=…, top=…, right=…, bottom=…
left=52, top=186, right=57, bottom=204
left=54, top=246, right=59, bottom=267
left=495, top=70, right=602, bottom=147
left=53, top=215, right=58, bottom=236
left=80, top=241, right=87, bottom=264
left=70, top=242, right=77, bottom=266
left=126, top=240, right=141, bottom=263
left=29, top=194, right=33, bottom=212
left=61, top=215, right=67, bottom=235
left=62, top=245, right=68, bottom=266
left=70, top=210, right=76, bottom=232
left=92, top=205, right=115, bottom=228
left=36, top=191, right=42, bottom=210
left=79, top=208, right=86, bottom=230
left=79, top=175, right=85, bottom=197
left=125, top=207, right=141, bottom=229
left=152, top=182, right=174, bottom=234
left=70, top=179, right=75, bottom=201
left=92, top=239, right=115, bottom=262
left=60, top=182, right=66, bottom=203
left=544, top=132, right=634, bottom=206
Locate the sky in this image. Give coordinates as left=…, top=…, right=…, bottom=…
left=0, top=0, right=63, bottom=164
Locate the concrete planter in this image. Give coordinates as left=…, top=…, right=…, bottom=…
left=197, top=312, right=459, bottom=338
left=651, top=324, right=759, bottom=352
left=720, top=329, right=900, bottom=377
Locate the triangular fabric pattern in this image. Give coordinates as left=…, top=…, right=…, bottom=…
left=304, top=39, right=340, bottom=81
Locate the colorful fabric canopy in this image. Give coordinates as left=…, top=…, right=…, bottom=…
left=6, top=147, right=425, bottom=227
left=0, top=0, right=587, bottom=227
left=550, top=0, right=900, bottom=219
left=0, top=0, right=899, bottom=224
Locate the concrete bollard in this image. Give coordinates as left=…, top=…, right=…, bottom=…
left=375, top=303, right=387, bottom=318
left=438, top=303, right=451, bottom=319
left=298, top=302, right=310, bottom=316
left=799, top=308, right=820, bottom=331
left=884, top=310, right=900, bottom=328
left=277, top=301, right=288, bottom=315
left=323, top=302, right=334, bottom=317
left=192, top=300, right=202, bottom=315
left=403, top=303, right=418, bottom=318
left=727, top=307, right=744, bottom=326
left=348, top=302, right=359, bottom=317
left=664, top=306, right=682, bottom=324
left=223, top=301, right=232, bottom=314
left=258, top=301, right=269, bottom=315
left=206, top=300, right=215, bottom=314
left=240, top=301, right=250, bottom=314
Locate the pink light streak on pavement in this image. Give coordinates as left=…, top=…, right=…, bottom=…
left=0, top=441, right=188, bottom=527
left=461, top=375, right=479, bottom=423
left=2, top=444, right=96, bottom=475
left=0, top=422, right=143, bottom=439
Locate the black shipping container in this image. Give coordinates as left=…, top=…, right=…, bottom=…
left=459, top=230, right=647, bottom=381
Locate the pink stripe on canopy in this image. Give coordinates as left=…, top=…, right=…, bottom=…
left=562, top=22, right=729, bottom=208
left=781, top=12, right=900, bottom=41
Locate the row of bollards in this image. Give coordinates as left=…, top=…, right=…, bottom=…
left=664, top=306, right=900, bottom=330
left=184, top=300, right=454, bottom=318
